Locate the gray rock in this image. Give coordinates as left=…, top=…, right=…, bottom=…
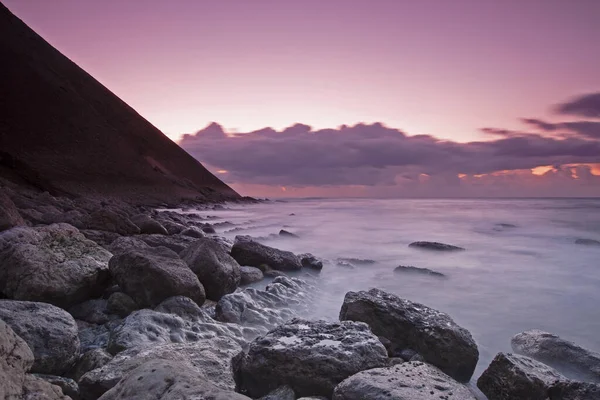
left=69, top=299, right=117, bottom=325
left=408, top=241, right=465, bottom=251
left=394, top=265, right=446, bottom=277
left=240, top=266, right=264, bottom=285
left=158, top=219, right=186, bottom=235
left=548, top=380, right=600, bottom=400
left=336, top=257, right=376, bottom=265
left=130, top=214, right=168, bottom=235
left=575, top=238, right=600, bottom=246
left=71, top=349, right=113, bottom=382
left=512, top=329, right=600, bottom=382
left=339, top=288, right=478, bottom=382
left=106, top=293, right=138, bottom=318
left=297, top=398, right=328, bottom=400
left=82, top=209, right=140, bottom=235
left=235, top=318, right=389, bottom=398
left=33, top=374, right=80, bottom=400
left=135, top=233, right=198, bottom=253
left=78, top=322, right=115, bottom=353
left=259, top=386, right=295, bottom=400
left=108, top=246, right=206, bottom=308
left=0, top=300, right=80, bottom=375
left=231, top=236, right=302, bottom=271
left=154, top=295, right=206, bottom=321
left=202, top=224, right=216, bottom=234
left=0, top=224, right=112, bottom=308
left=299, top=253, right=323, bottom=270
left=332, top=361, right=476, bottom=400
left=80, top=230, right=121, bottom=247
left=96, top=359, right=250, bottom=400
left=264, top=269, right=288, bottom=278
left=22, top=374, right=71, bottom=399
left=107, top=236, right=149, bottom=255
left=80, top=337, right=242, bottom=399
left=279, top=229, right=299, bottom=238
left=477, top=352, right=564, bottom=400
left=181, top=226, right=205, bottom=238
left=0, top=319, right=35, bottom=399
left=180, top=238, right=241, bottom=300
left=0, top=190, right=25, bottom=231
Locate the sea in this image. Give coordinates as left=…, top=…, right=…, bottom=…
left=186, top=198, right=600, bottom=386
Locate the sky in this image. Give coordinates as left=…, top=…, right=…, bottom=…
left=5, top=0, right=600, bottom=197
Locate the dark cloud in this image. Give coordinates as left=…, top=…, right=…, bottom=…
left=555, top=92, right=600, bottom=118
left=521, top=118, right=600, bottom=139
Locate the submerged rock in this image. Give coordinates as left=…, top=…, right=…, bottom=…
left=575, top=238, right=600, bottom=246
left=477, top=352, right=564, bottom=400
left=0, top=319, right=34, bottom=399
left=511, top=329, right=600, bottom=383
left=231, top=236, right=302, bottom=271
left=408, top=241, right=465, bottom=251
left=240, top=266, right=264, bottom=285
left=279, top=229, right=299, bottom=238
left=548, top=380, right=600, bottom=400
left=333, top=361, right=476, bottom=400
left=235, top=318, right=388, bottom=398
left=339, top=288, right=478, bottom=382
left=336, top=257, right=376, bottom=265
left=299, top=254, right=323, bottom=271
left=394, top=265, right=446, bottom=277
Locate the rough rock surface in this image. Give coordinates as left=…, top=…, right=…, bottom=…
left=96, top=359, right=250, bottom=400
left=180, top=238, right=241, bottom=300
left=71, top=348, right=113, bottom=382
left=78, top=320, right=122, bottom=353
left=0, top=319, right=35, bottom=399
left=332, top=361, right=476, bottom=400
left=33, top=374, right=80, bottom=400
left=548, top=380, right=600, bottom=400
left=0, top=224, right=112, bottom=308
left=68, top=299, right=116, bottom=325
left=0, top=300, right=80, bottom=375
left=22, top=374, right=71, bottom=400
left=80, top=337, right=242, bottom=399
left=135, top=234, right=198, bottom=253
left=299, top=254, right=323, bottom=271
left=106, top=293, right=138, bottom=318
left=394, top=265, right=445, bottom=277
left=339, top=288, right=478, bottom=381
left=130, top=214, right=168, bottom=235
left=408, top=241, right=465, bottom=251
left=259, top=386, right=296, bottom=400
left=82, top=209, right=140, bottom=235
left=240, top=266, right=264, bottom=285
left=231, top=236, right=302, bottom=271
left=477, top=352, right=564, bottom=400
left=512, top=329, right=600, bottom=383
left=109, top=246, right=205, bottom=308
left=107, top=236, right=149, bottom=255
left=0, top=190, right=25, bottom=231
left=181, top=226, right=205, bottom=238
left=235, top=318, right=389, bottom=398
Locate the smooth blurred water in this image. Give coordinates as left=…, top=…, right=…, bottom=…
left=195, top=198, right=600, bottom=382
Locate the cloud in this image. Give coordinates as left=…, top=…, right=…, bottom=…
left=555, top=92, right=600, bottom=118
left=521, top=118, right=600, bottom=139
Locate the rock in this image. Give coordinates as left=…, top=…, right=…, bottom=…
left=158, top=219, right=186, bottom=235
left=33, top=374, right=80, bottom=399
left=0, top=300, right=80, bottom=375
left=259, top=386, right=296, bottom=400
left=135, top=234, right=197, bottom=253
left=235, top=318, right=389, bottom=398
left=0, top=319, right=35, bottom=399
left=96, top=359, right=250, bottom=400
left=80, top=230, right=121, bottom=247
left=71, top=349, right=113, bottom=382
left=154, top=295, right=206, bottom=321
left=22, top=374, right=71, bottom=399
left=0, top=190, right=25, bottom=231
left=264, top=269, right=288, bottom=278
left=201, top=224, right=216, bottom=234
left=336, top=257, right=376, bottom=265
left=180, top=226, right=205, bottom=238
left=107, top=236, right=149, bottom=255
left=78, top=321, right=118, bottom=353
left=130, top=214, right=168, bottom=235
left=575, top=238, right=600, bottom=246
left=231, top=236, right=302, bottom=271
left=240, top=266, right=264, bottom=285
left=0, top=224, right=112, bottom=308
left=477, top=352, right=564, bottom=400
left=398, top=348, right=418, bottom=361
left=106, top=293, right=138, bottom=318
left=394, top=265, right=446, bottom=277
left=69, top=299, right=116, bottom=325
left=548, top=380, right=600, bottom=400
left=82, top=209, right=140, bottom=235
left=180, top=238, right=241, bottom=300
left=279, top=229, right=299, bottom=238
left=512, top=329, right=600, bottom=383
left=299, top=254, right=323, bottom=270
left=108, top=246, right=205, bottom=308
left=408, top=241, right=465, bottom=251
left=339, top=288, right=478, bottom=382
left=336, top=260, right=355, bottom=269
left=80, top=337, right=242, bottom=399
left=332, top=361, right=476, bottom=400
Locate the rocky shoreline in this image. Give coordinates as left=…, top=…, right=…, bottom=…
left=1, top=187, right=600, bottom=399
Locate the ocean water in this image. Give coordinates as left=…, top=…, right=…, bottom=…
left=192, top=198, right=600, bottom=383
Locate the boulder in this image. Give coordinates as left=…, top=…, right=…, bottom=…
left=158, top=219, right=186, bottom=235
left=339, top=288, right=478, bottom=382
left=107, top=236, right=149, bottom=255
left=201, top=224, right=216, bottom=234
left=108, top=246, right=205, bottom=308
left=240, top=266, right=264, bottom=285
left=0, top=190, right=25, bottom=231
left=235, top=318, right=388, bottom=398
left=548, top=380, right=600, bottom=400
left=0, top=300, right=80, bottom=375
left=512, top=329, right=600, bottom=382
left=22, top=374, right=71, bottom=400
left=279, top=229, right=299, bottom=238
left=231, top=236, right=302, bottom=271
left=408, top=241, right=465, bottom=251
left=96, top=359, right=250, bottom=400
left=80, top=230, right=121, bottom=247
left=71, top=348, right=113, bottom=382
left=394, top=265, right=445, bottom=277
left=68, top=299, right=117, bottom=325
left=259, top=386, right=296, bottom=400
left=299, top=254, right=323, bottom=270
left=0, top=223, right=112, bottom=308
left=78, top=321, right=120, bottom=353
left=33, top=374, right=80, bottom=400
left=332, top=361, right=477, bottom=400
left=181, top=226, right=205, bottom=238
left=130, top=214, right=168, bottom=235
left=0, top=319, right=35, bottom=399
left=180, top=238, right=241, bottom=300
left=477, top=352, right=564, bottom=400
left=135, top=233, right=198, bottom=253
left=106, top=292, right=138, bottom=318
left=82, top=209, right=140, bottom=235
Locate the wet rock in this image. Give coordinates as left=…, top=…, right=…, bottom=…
left=336, top=257, right=376, bottom=265
left=0, top=319, right=34, bottom=399
left=0, top=223, right=112, bottom=308
left=0, top=190, right=25, bottom=231
left=259, top=385, right=296, bottom=400
left=180, top=238, right=241, bottom=300
left=96, top=359, right=250, bottom=400
left=130, top=214, right=168, bottom=235
left=279, top=229, right=299, bottom=238
left=240, top=266, right=264, bottom=285
left=511, top=329, right=600, bottom=383
left=106, top=292, right=138, bottom=318
left=68, top=299, right=117, bottom=325
left=477, top=352, right=564, bottom=400
left=231, top=236, right=302, bottom=271
left=181, top=226, right=205, bottom=238
left=33, top=374, right=80, bottom=400
left=339, top=288, right=478, bottom=382
left=575, top=238, right=600, bottom=246
left=408, top=241, right=465, bottom=251
left=71, top=349, right=113, bottom=382
left=235, top=318, right=388, bottom=398
left=82, top=209, right=140, bottom=235
left=548, top=380, right=600, bottom=400
left=0, top=300, right=80, bottom=375
left=299, top=253, right=323, bottom=270
left=22, top=374, right=71, bottom=399
left=108, top=246, right=206, bottom=308
left=394, top=265, right=446, bottom=277
left=333, top=361, right=476, bottom=400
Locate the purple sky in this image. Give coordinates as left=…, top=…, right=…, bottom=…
left=4, top=0, right=600, bottom=196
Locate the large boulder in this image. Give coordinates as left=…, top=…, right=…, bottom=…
left=130, top=214, right=168, bottom=235
left=135, top=234, right=198, bottom=254
left=512, top=329, right=600, bottom=383
left=332, top=361, right=477, bottom=400
left=240, top=266, right=264, bottom=285
left=0, top=319, right=35, bottom=399
left=0, top=300, right=80, bottom=375
left=231, top=236, right=302, bottom=271
left=80, top=337, right=242, bottom=400
left=548, top=380, right=600, bottom=400
left=0, top=190, right=25, bottom=231
left=235, top=318, right=389, bottom=398
left=477, top=352, right=564, bottom=400
left=339, top=288, right=478, bottom=382
left=180, top=238, right=241, bottom=300
left=97, top=359, right=250, bottom=400
left=107, top=236, right=149, bottom=255
left=0, top=223, right=112, bottom=308
left=108, top=246, right=205, bottom=308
